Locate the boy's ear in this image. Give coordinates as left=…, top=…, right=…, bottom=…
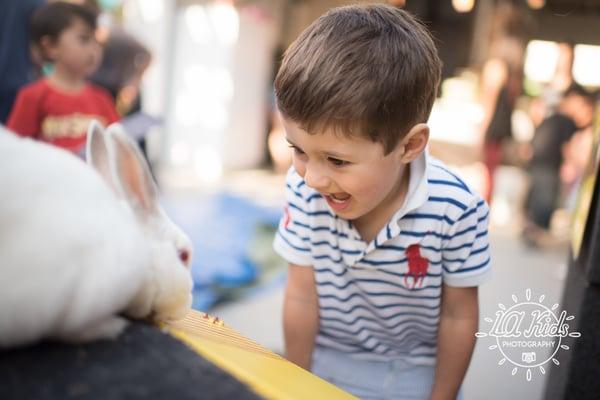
left=397, top=123, right=429, bottom=163
left=39, top=35, right=57, bottom=61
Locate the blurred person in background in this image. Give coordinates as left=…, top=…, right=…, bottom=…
left=6, top=1, right=119, bottom=157
left=89, top=27, right=151, bottom=118
left=0, top=0, right=45, bottom=124
left=478, top=2, right=530, bottom=204
left=540, top=41, right=575, bottom=117
left=561, top=122, right=595, bottom=210
left=89, top=27, right=154, bottom=162
left=522, top=84, right=595, bottom=247
left=479, top=34, right=525, bottom=203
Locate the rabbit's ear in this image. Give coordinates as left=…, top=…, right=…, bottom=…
left=86, top=120, right=118, bottom=192
left=108, top=124, right=159, bottom=217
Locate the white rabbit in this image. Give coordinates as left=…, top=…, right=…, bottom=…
left=0, top=121, right=193, bottom=348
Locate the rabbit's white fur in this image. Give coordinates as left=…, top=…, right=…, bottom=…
left=0, top=122, right=193, bottom=348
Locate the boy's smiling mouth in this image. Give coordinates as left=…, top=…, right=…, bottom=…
left=329, top=193, right=350, bottom=201
left=325, top=192, right=351, bottom=211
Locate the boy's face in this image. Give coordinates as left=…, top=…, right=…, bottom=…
left=46, top=18, right=101, bottom=77
left=282, top=117, right=412, bottom=225
left=564, top=94, right=595, bottom=128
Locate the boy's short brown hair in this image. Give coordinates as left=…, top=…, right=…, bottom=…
left=30, top=1, right=98, bottom=54
left=275, top=5, right=442, bottom=154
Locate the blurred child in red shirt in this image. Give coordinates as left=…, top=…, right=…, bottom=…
left=7, top=1, right=119, bottom=156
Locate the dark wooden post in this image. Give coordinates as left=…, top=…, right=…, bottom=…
left=544, top=113, right=600, bottom=400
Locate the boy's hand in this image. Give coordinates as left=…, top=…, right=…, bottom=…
left=430, top=284, right=479, bottom=400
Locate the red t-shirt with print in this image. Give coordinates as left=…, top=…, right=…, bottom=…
left=7, top=79, right=120, bottom=154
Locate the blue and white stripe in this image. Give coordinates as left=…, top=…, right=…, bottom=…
left=273, top=152, right=491, bottom=365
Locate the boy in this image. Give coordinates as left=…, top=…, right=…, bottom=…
left=272, top=5, right=491, bottom=400
left=7, top=2, right=119, bottom=156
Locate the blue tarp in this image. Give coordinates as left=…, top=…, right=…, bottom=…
left=162, top=191, right=281, bottom=310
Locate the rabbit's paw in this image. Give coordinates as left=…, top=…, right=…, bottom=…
left=63, top=316, right=129, bottom=343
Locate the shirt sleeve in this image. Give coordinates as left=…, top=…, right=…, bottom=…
left=6, top=86, right=42, bottom=138
left=441, top=196, right=491, bottom=287
left=272, top=168, right=313, bottom=267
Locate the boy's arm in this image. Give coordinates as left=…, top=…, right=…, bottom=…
left=6, top=87, right=41, bottom=137
left=94, top=86, right=121, bottom=123
left=283, top=263, right=319, bottom=370
left=430, top=284, right=479, bottom=400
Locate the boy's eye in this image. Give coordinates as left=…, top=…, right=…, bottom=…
left=328, top=157, right=348, bottom=167
left=288, top=144, right=305, bottom=155
left=79, top=34, right=92, bottom=43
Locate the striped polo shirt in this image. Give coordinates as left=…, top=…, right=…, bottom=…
left=273, top=151, right=491, bottom=365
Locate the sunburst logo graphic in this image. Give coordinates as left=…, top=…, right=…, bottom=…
left=475, top=289, right=581, bottom=382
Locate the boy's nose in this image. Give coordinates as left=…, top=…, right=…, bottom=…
left=304, top=164, right=331, bottom=192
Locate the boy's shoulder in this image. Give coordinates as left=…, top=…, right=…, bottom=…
left=85, top=82, right=114, bottom=101
left=17, top=78, right=50, bottom=96
left=424, top=155, right=485, bottom=212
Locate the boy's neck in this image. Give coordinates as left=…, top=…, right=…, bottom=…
left=47, top=66, right=87, bottom=93
left=353, top=167, right=411, bottom=244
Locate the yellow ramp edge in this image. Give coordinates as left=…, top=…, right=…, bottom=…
left=163, top=310, right=357, bottom=400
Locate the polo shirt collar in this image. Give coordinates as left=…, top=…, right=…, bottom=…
left=394, top=149, right=429, bottom=220
left=367, top=150, right=429, bottom=250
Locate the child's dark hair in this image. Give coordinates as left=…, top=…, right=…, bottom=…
left=30, top=2, right=98, bottom=47
left=275, top=4, right=442, bottom=154
left=565, top=83, right=595, bottom=105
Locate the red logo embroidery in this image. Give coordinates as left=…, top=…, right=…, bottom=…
left=404, top=244, right=428, bottom=289
left=283, top=206, right=290, bottom=228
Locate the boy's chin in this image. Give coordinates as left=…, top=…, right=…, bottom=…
left=84, top=64, right=101, bottom=77
left=84, top=69, right=99, bottom=78
left=332, top=207, right=362, bottom=221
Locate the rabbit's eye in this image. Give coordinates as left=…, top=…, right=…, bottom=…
left=178, top=249, right=190, bottom=266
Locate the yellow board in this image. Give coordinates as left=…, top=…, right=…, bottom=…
left=162, top=310, right=357, bottom=400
